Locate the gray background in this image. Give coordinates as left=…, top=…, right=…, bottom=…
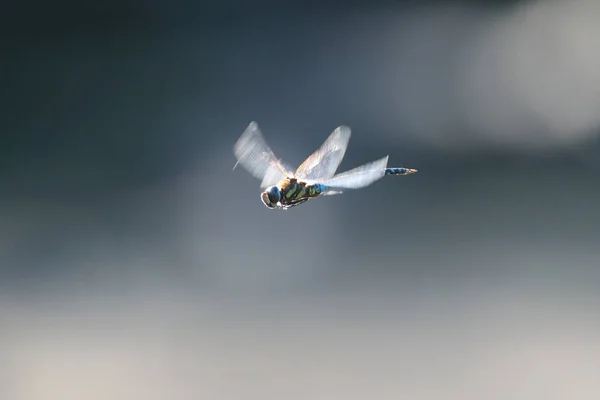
left=3, top=0, right=600, bottom=399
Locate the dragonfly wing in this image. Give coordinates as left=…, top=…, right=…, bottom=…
left=322, top=156, right=389, bottom=190
left=233, top=122, right=294, bottom=188
left=321, top=189, right=343, bottom=196
left=293, top=126, right=351, bottom=181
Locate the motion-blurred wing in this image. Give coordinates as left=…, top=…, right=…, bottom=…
left=322, top=156, right=389, bottom=193
left=293, top=126, right=351, bottom=181
left=233, top=122, right=294, bottom=188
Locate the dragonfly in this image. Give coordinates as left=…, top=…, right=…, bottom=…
left=233, top=121, right=417, bottom=210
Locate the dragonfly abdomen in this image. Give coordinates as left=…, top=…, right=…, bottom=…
left=384, top=167, right=418, bottom=176
left=307, top=183, right=327, bottom=197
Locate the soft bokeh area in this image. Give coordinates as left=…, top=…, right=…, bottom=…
left=3, top=0, right=600, bottom=399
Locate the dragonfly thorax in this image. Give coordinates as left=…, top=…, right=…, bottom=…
left=261, top=185, right=281, bottom=209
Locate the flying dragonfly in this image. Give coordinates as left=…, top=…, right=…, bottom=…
left=233, top=121, right=417, bottom=210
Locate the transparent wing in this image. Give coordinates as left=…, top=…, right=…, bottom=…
left=293, top=126, right=351, bottom=181
left=322, top=156, right=389, bottom=191
left=233, top=122, right=294, bottom=188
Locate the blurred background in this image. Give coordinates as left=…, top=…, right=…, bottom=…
left=2, top=0, right=600, bottom=399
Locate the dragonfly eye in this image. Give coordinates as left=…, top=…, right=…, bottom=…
left=261, top=186, right=281, bottom=208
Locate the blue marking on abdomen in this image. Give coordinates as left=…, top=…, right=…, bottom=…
left=312, top=183, right=327, bottom=195
left=384, top=167, right=410, bottom=176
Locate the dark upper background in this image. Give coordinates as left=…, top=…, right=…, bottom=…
left=2, top=0, right=600, bottom=398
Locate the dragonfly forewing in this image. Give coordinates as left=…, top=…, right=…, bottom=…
left=293, top=126, right=351, bottom=181
left=233, top=122, right=295, bottom=188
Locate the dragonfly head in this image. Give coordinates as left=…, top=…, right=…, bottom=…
left=261, top=186, right=281, bottom=209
